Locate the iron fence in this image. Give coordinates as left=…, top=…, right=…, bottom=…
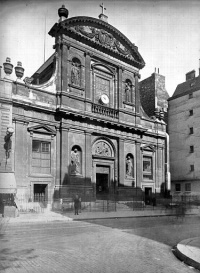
left=59, top=193, right=200, bottom=213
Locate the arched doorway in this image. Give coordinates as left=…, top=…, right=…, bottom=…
left=92, top=139, right=115, bottom=199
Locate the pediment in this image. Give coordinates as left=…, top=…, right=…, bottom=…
left=27, top=125, right=56, bottom=135
left=49, top=16, right=145, bottom=69
left=141, top=144, right=155, bottom=152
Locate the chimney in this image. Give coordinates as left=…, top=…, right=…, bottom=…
left=186, top=70, right=195, bottom=81
left=199, top=59, right=200, bottom=76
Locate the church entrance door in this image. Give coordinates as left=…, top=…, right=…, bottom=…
left=95, top=165, right=110, bottom=199
left=96, top=173, right=109, bottom=196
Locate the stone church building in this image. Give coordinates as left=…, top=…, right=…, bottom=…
left=0, top=5, right=169, bottom=206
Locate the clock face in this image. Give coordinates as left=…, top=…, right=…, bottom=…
left=100, top=94, right=109, bottom=104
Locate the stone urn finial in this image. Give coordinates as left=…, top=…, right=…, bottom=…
left=159, top=109, right=164, bottom=120
left=154, top=108, right=160, bottom=119
left=58, top=5, right=69, bottom=21
left=3, top=57, right=13, bottom=77
left=15, top=61, right=24, bottom=79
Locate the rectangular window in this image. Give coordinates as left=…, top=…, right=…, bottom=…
left=185, top=183, right=191, bottom=192
left=190, top=145, right=194, bottom=153
left=32, top=140, right=51, bottom=174
left=143, top=156, right=153, bottom=180
left=189, top=93, right=193, bottom=99
left=190, top=165, right=194, bottom=171
left=189, top=110, right=193, bottom=116
left=175, top=183, right=181, bottom=192
left=189, top=127, right=194, bottom=134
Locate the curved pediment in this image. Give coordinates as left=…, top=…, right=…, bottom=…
left=49, top=16, right=145, bottom=69
left=141, top=144, right=156, bottom=152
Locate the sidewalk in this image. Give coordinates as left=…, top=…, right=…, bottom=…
left=173, top=237, right=200, bottom=271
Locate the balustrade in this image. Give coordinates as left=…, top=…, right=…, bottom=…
left=92, top=104, right=119, bottom=119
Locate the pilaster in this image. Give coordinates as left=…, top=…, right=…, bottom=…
left=118, top=138, right=125, bottom=186
left=85, top=52, right=91, bottom=100
left=85, top=130, right=92, bottom=185
left=135, top=141, right=142, bottom=188
left=118, top=66, right=123, bottom=108
left=60, top=125, right=70, bottom=185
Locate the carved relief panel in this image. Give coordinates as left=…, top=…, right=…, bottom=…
left=92, top=140, right=114, bottom=158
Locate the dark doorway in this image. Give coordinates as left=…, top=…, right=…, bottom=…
left=96, top=173, right=109, bottom=198
left=34, top=184, right=48, bottom=202
left=144, top=187, right=152, bottom=205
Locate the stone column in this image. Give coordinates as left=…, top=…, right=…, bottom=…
left=135, top=141, right=142, bottom=188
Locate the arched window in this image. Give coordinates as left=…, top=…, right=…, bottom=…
left=126, top=153, right=134, bottom=177
left=71, top=58, right=81, bottom=86
left=71, top=145, right=82, bottom=175
left=124, top=79, right=132, bottom=103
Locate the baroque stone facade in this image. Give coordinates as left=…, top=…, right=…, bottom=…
left=0, top=6, right=169, bottom=206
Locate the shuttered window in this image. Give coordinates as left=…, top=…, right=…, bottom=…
left=32, top=140, right=51, bottom=174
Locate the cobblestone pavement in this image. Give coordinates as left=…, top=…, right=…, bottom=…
left=0, top=217, right=199, bottom=273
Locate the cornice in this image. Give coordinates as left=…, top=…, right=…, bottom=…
left=49, top=16, right=145, bottom=69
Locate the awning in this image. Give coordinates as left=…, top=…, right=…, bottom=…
left=0, top=173, right=17, bottom=194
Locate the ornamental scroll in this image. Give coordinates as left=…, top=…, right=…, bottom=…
left=68, top=25, right=132, bottom=59
left=92, top=141, right=113, bottom=157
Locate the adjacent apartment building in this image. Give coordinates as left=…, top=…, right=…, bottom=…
left=168, top=67, right=200, bottom=195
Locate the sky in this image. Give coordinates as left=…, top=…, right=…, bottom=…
left=0, top=0, right=200, bottom=96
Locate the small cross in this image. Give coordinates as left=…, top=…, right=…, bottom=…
left=100, top=3, right=106, bottom=14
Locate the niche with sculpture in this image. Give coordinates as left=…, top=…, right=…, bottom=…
left=70, top=146, right=82, bottom=175
left=125, top=153, right=134, bottom=178
left=71, top=57, right=81, bottom=87
left=124, top=79, right=132, bottom=103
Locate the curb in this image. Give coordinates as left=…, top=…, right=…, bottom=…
left=72, top=213, right=198, bottom=221
left=172, top=245, right=200, bottom=271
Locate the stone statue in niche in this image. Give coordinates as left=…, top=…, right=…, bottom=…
left=125, top=81, right=131, bottom=102
left=71, top=148, right=80, bottom=174
left=126, top=155, right=133, bottom=177
left=71, top=61, right=81, bottom=86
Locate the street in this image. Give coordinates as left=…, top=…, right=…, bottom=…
left=0, top=215, right=200, bottom=272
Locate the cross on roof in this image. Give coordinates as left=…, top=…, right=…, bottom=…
left=100, top=3, right=106, bottom=14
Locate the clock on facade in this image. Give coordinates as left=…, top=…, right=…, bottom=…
left=100, top=94, right=109, bottom=105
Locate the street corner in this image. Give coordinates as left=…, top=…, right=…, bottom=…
left=172, top=241, right=200, bottom=271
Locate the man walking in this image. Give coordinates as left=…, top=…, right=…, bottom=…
left=74, top=195, right=79, bottom=215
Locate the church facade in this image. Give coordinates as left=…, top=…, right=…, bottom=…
left=0, top=6, right=169, bottom=206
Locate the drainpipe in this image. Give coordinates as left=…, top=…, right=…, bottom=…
left=165, top=133, right=171, bottom=192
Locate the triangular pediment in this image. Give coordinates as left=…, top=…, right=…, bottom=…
left=28, top=125, right=56, bottom=135
left=49, top=16, right=145, bottom=69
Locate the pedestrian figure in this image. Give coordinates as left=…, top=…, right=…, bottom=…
left=74, top=195, right=79, bottom=215
left=79, top=197, right=82, bottom=213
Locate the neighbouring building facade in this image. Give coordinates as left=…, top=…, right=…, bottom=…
left=139, top=68, right=169, bottom=124
left=168, top=67, right=200, bottom=195
left=0, top=6, right=169, bottom=207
